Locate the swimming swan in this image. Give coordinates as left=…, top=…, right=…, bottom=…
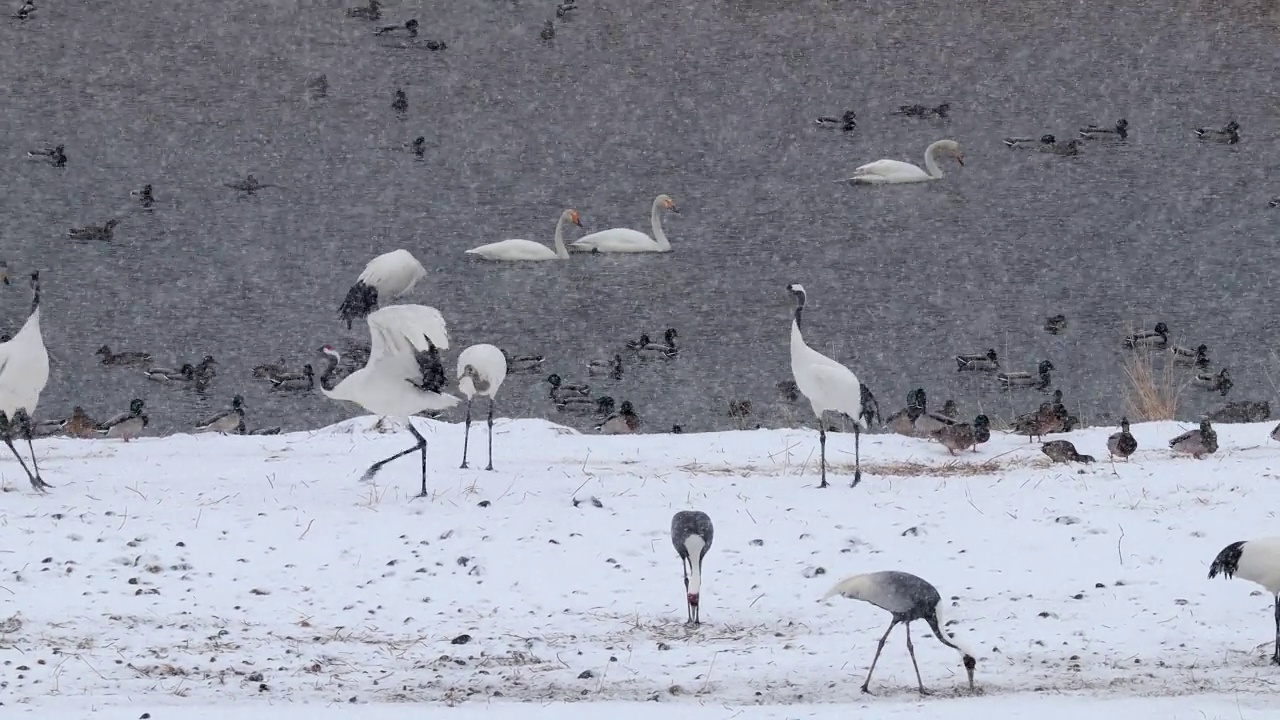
left=465, top=209, right=582, bottom=261
left=844, top=139, right=964, bottom=185
left=569, top=194, right=679, bottom=253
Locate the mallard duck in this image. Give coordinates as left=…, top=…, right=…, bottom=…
left=894, top=103, right=949, bottom=119
left=547, top=373, right=589, bottom=398
left=192, top=355, right=218, bottom=391
left=997, top=360, right=1054, bottom=390
left=1170, top=343, right=1210, bottom=369
left=1169, top=419, right=1217, bottom=458
left=499, top=349, right=543, bottom=374
left=96, top=399, right=148, bottom=441
left=955, top=348, right=999, bottom=372
left=1039, top=137, right=1081, bottom=156
left=1271, top=422, right=1280, bottom=443
left=777, top=379, right=800, bottom=402
left=13, top=1, right=35, bottom=20
left=252, top=357, right=289, bottom=379
left=250, top=426, right=282, bottom=436
left=886, top=388, right=926, bottom=436
left=1042, top=440, right=1095, bottom=464
left=540, top=20, right=556, bottom=43
left=1079, top=118, right=1129, bottom=140
left=1107, top=418, right=1138, bottom=461
left=1195, top=120, right=1240, bottom=144
left=1044, top=314, right=1067, bottom=334
left=225, top=174, right=274, bottom=194
left=195, top=395, right=246, bottom=435
left=932, top=415, right=989, bottom=454
left=375, top=18, right=418, bottom=37
left=1269, top=197, right=1279, bottom=208
left=68, top=219, right=120, bottom=241
left=1012, top=401, right=1058, bottom=441
left=144, top=363, right=195, bottom=382
left=60, top=406, right=99, bottom=439
left=1003, top=133, right=1050, bottom=148
left=346, top=0, right=380, bottom=19
left=914, top=392, right=959, bottom=435
left=972, top=414, right=991, bottom=448
left=1207, top=400, right=1270, bottom=424
left=271, top=364, right=314, bottom=391
left=556, top=3, right=576, bottom=18
left=391, top=88, right=408, bottom=111
left=815, top=110, right=857, bottom=132
left=1123, top=322, right=1169, bottom=350
left=1194, top=368, right=1232, bottom=396
left=406, top=136, right=425, bottom=157
left=628, top=328, right=679, bottom=358
left=586, top=354, right=623, bottom=379
left=597, top=400, right=639, bottom=435
left=96, top=344, right=152, bottom=367
left=556, top=395, right=614, bottom=415
left=131, top=184, right=154, bottom=208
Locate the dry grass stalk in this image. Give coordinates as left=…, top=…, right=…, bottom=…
left=1122, top=348, right=1181, bottom=421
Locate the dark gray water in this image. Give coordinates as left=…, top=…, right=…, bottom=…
left=2, top=0, right=1278, bottom=436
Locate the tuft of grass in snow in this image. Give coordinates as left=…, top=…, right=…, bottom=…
left=1122, top=347, right=1182, bottom=421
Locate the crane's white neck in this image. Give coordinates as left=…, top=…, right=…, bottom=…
left=923, top=141, right=947, bottom=178
left=650, top=197, right=670, bottom=251
left=683, top=535, right=706, bottom=593
left=552, top=212, right=572, bottom=259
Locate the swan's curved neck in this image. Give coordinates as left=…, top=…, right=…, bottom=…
left=650, top=198, right=670, bottom=250
left=552, top=214, right=570, bottom=259
left=923, top=142, right=946, bottom=178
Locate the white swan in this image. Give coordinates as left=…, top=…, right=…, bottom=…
left=845, top=139, right=964, bottom=185
left=465, top=209, right=582, bottom=261
left=569, top=194, right=679, bottom=254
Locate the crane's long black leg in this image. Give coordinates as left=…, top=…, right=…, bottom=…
left=409, top=422, right=430, bottom=498
left=905, top=621, right=931, bottom=695
left=1272, top=594, right=1280, bottom=665
left=485, top=397, right=495, bottom=471
left=18, top=413, right=48, bottom=490
left=817, top=423, right=829, bottom=489
left=361, top=422, right=427, bottom=487
left=0, top=415, right=46, bottom=493
left=861, top=619, right=898, bottom=694
left=682, top=557, right=693, bottom=624
left=460, top=398, right=473, bottom=469
left=851, top=426, right=862, bottom=488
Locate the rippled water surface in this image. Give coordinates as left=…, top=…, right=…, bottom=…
left=2, top=0, right=1278, bottom=436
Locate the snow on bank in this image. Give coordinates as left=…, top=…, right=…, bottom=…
left=1, top=417, right=1279, bottom=711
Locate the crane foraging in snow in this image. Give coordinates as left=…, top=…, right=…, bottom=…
left=671, top=510, right=714, bottom=625
left=338, top=249, right=428, bottom=329
left=1209, top=537, right=1280, bottom=664
left=821, top=571, right=977, bottom=695
left=0, top=271, right=51, bottom=492
left=456, top=343, right=507, bottom=471
left=318, top=304, right=461, bottom=497
left=786, top=283, right=880, bottom=488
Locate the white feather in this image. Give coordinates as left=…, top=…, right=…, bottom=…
left=356, top=249, right=427, bottom=300
left=1232, top=537, right=1280, bottom=594
left=456, top=344, right=508, bottom=400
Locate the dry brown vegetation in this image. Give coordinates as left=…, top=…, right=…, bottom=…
left=1122, top=347, right=1182, bottom=421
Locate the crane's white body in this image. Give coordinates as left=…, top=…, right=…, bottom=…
left=356, top=249, right=427, bottom=299
left=570, top=194, right=676, bottom=253
left=0, top=308, right=48, bottom=418
left=324, top=305, right=461, bottom=417
left=457, top=344, right=508, bottom=400
left=1212, top=537, right=1280, bottom=594
left=847, top=139, right=963, bottom=185
left=466, top=210, right=580, bottom=261
left=790, top=321, right=868, bottom=430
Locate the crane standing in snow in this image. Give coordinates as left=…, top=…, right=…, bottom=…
left=338, top=249, right=428, bottom=330
left=786, top=283, right=880, bottom=488
left=0, top=271, right=51, bottom=492
left=318, top=305, right=461, bottom=497
left=671, top=510, right=714, bottom=625
left=821, top=571, right=977, bottom=695
left=1209, top=537, right=1280, bottom=664
left=456, top=343, right=507, bottom=471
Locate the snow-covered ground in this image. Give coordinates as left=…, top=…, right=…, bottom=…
left=2, top=417, right=1279, bottom=718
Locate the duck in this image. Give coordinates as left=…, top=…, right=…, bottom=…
left=13, top=0, right=34, bottom=19
left=346, top=0, right=380, bottom=19
left=1044, top=314, right=1067, bottom=335
left=815, top=110, right=857, bottom=132
left=1270, top=197, right=1279, bottom=208
left=1169, top=419, right=1217, bottom=459
left=1271, top=422, right=1280, bottom=444
left=375, top=18, right=418, bottom=37
left=131, top=184, right=154, bottom=209
left=776, top=379, right=800, bottom=403
left=955, top=348, right=999, bottom=372
left=1169, top=343, right=1210, bottom=369
left=1207, top=400, right=1270, bottom=424
left=68, top=219, right=120, bottom=241
left=422, top=39, right=447, bottom=51
left=894, top=103, right=950, bottom=119
left=633, top=328, right=679, bottom=359
left=556, top=2, right=576, bottom=18
left=48, top=145, right=67, bottom=167
left=252, top=357, right=289, bottom=379
left=1042, top=440, right=1094, bottom=464
left=144, top=363, right=195, bottom=382
left=556, top=395, right=614, bottom=415
left=844, top=139, right=964, bottom=184
left=1194, top=368, right=1232, bottom=396
left=932, top=415, right=988, bottom=454
left=195, top=395, right=246, bottom=435
left=586, top=354, right=623, bottom=379
left=1078, top=118, right=1129, bottom=140
left=60, top=406, right=99, bottom=439
left=913, top=391, right=959, bottom=436
left=885, top=388, right=926, bottom=436
left=306, top=74, right=328, bottom=98
left=406, top=136, right=425, bottom=157
left=547, top=373, right=589, bottom=398
left=250, top=426, right=282, bottom=435
left=96, top=399, right=149, bottom=441
left=972, top=414, right=991, bottom=448
left=225, top=175, right=273, bottom=194
left=728, top=400, right=752, bottom=419
left=0, top=260, right=7, bottom=285
left=1012, top=400, right=1068, bottom=441
left=391, top=88, right=408, bottom=112
left=502, top=349, right=545, bottom=374
left=1038, top=137, right=1081, bottom=156
left=597, top=400, right=639, bottom=435
left=1195, top=120, right=1240, bottom=144
left=270, top=364, right=314, bottom=392
left=1123, top=322, right=1169, bottom=350
left=997, top=360, right=1054, bottom=390
left=96, top=344, right=153, bottom=367
left=1107, top=418, right=1138, bottom=461
left=192, top=355, right=218, bottom=390
left=540, top=20, right=555, bottom=43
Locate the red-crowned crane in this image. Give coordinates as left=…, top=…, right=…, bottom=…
left=318, top=305, right=461, bottom=497
left=786, top=283, right=880, bottom=488
left=0, top=271, right=51, bottom=492
left=821, top=571, right=977, bottom=695
left=338, top=249, right=427, bottom=330
left=1209, top=537, right=1280, bottom=664
left=671, top=510, right=714, bottom=625
left=457, top=343, right=507, bottom=471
